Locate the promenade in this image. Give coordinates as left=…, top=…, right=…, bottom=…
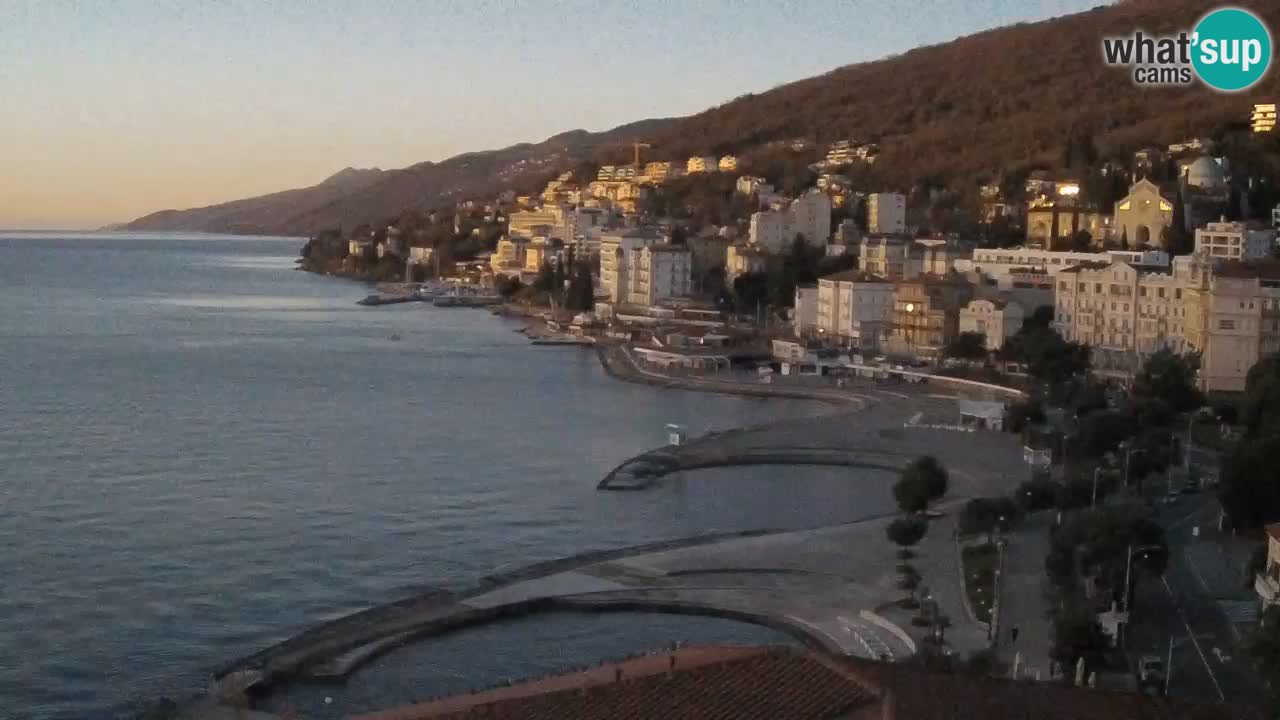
left=219, top=510, right=996, bottom=695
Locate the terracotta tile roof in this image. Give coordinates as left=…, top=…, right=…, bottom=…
left=355, top=646, right=1259, bottom=720
left=352, top=646, right=877, bottom=720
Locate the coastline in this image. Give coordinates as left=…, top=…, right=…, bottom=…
left=198, top=276, right=1032, bottom=713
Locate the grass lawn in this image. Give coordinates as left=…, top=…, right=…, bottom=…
left=961, top=542, right=998, bottom=624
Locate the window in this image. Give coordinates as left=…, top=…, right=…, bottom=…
left=1220, top=319, right=1236, bottom=330
left=1095, top=283, right=1102, bottom=293
left=1158, top=288, right=1165, bottom=298
left=1139, top=287, right=1147, bottom=297
left=1175, top=289, right=1182, bottom=299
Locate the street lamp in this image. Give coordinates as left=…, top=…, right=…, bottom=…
left=1091, top=467, right=1103, bottom=508
left=1122, top=443, right=1147, bottom=491
left=1183, top=407, right=1216, bottom=478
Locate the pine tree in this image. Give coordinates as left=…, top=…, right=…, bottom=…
left=1167, top=188, right=1192, bottom=256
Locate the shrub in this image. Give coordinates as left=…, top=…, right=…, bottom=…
left=958, top=497, right=1020, bottom=536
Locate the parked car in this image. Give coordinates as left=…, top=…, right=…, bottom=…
left=1138, top=655, right=1165, bottom=692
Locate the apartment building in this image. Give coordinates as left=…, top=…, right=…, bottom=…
left=748, top=210, right=790, bottom=252
left=887, top=276, right=976, bottom=358
left=718, top=155, right=738, bottom=172
left=641, top=161, right=683, bottom=184
left=600, top=230, right=662, bottom=303
left=747, top=190, right=832, bottom=251
left=1053, top=256, right=1280, bottom=391
left=814, top=271, right=895, bottom=349
left=790, top=189, right=832, bottom=247
left=793, top=286, right=819, bottom=337
left=857, top=235, right=967, bottom=281
left=1194, top=220, right=1275, bottom=261
left=687, top=156, right=718, bottom=173
left=625, top=245, right=693, bottom=307
left=1183, top=259, right=1280, bottom=392
left=1054, top=260, right=1191, bottom=377
left=867, top=193, right=906, bottom=234
left=859, top=235, right=911, bottom=279
left=524, top=237, right=556, bottom=273
left=490, top=236, right=530, bottom=274
left=508, top=206, right=565, bottom=239
left=959, top=298, right=1025, bottom=350
left=726, top=242, right=769, bottom=283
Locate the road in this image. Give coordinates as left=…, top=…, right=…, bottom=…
left=1125, top=491, right=1264, bottom=706
left=994, top=511, right=1055, bottom=680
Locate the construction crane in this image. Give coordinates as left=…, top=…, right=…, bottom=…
left=631, top=142, right=651, bottom=169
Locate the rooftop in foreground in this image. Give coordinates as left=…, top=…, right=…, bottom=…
left=351, top=645, right=1258, bottom=720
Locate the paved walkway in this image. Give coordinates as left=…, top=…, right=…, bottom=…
left=995, top=511, right=1055, bottom=680
left=219, top=511, right=994, bottom=693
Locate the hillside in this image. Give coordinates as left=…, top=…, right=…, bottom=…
left=639, top=0, right=1280, bottom=185
left=121, top=119, right=675, bottom=236
left=123, top=0, right=1280, bottom=235
left=122, top=166, right=389, bottom=234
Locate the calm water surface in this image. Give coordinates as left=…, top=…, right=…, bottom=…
left=0, top=233, right=892, bottom=719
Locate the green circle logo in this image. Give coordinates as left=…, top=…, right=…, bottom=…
left=1192, top=8, right=1272, bottom=91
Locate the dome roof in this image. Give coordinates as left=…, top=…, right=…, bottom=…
left=1186, top=156, right=1226, bottom=188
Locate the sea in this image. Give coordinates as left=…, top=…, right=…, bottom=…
left=0, top=233, right=896, bottom=719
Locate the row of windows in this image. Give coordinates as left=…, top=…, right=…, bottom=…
left=1199, top=235, right=1241, bottom=245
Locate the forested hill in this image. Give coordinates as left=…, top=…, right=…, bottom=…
left=635, top=0, right=1280, bottom=187
left=123, top=0, right=1280, bottom=235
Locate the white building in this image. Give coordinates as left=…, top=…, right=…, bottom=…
left=626, top=245, right=692, bottom=306
left=868, top=193, right=906, bottom=234
left=748, top=190, right=831, bottom=252
left=600, top=230, right=662, bottom=303
left=718, top=155, right=738, bottom=172
left=748, top=210, right=791, bottom=253
left=814, top=271, right=895, bottom=349
left=959, top=298, right=1025, bottom=350
left=958, top=246, right=1170, bottom=288
left=789, top=189, right=832, bottom=247
left=1194, top=220, right=1275, bottom=261
left=793, top=285, right=819, bottom=337
left=687, top=156, right=718, bottom=174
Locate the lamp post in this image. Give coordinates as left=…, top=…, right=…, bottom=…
left=1123, top=445, right=1146, bottom=492
left=1091, top=467, right=1103, bottom=508
left=1184, top=407, right=1215, bottom=479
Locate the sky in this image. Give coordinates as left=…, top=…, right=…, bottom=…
left=0, top=0, right=1107, bottom=230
